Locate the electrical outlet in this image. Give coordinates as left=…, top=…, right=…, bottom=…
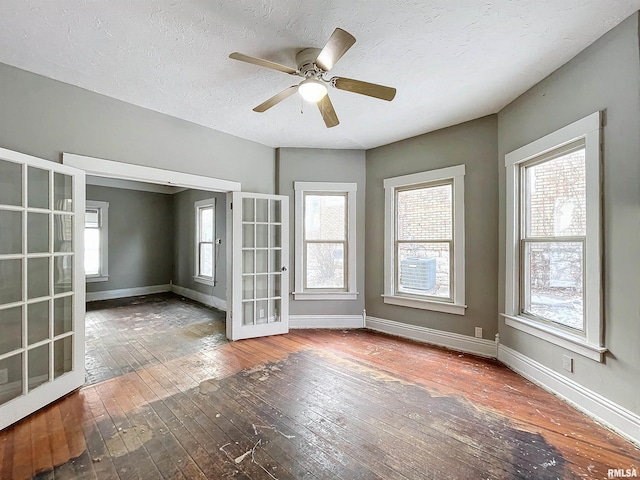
left=474, top=327, right=483, bottom=339
left=259, top=309, right=265, bottom=318
left=563, top=355, right=574, bottom=373
left=0, top=368, right=8, bottom=385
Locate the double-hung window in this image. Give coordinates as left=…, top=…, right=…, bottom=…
left=194, top=198, right=216, bottom=286
left=504, top=112, right=604, bottom=361
left=294, top=182, right=357, bottom=300
left=383, top=165, right=466, bottom=314
left=84, top=200, right=109, bottom=282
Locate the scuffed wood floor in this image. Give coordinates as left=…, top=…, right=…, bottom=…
left=0, top=294, right=638, bottom=479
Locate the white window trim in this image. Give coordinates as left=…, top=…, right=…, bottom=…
left=85, top=200, right=109, bottom=283
left=194, top=198, right=216, bottom=286
left=293, top=182, right=358, bottom=301
left=383, top=165, right=466, bottom=315
left=503, top=111, right=605, bottom=362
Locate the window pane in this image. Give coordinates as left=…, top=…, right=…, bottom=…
left=28, top=212, right=49, bottom=253
left=523, top=241, right=584, bottom=330
left=28, top=167, right=49, bottom=209
left=397, top=184, right=452, bottom=241
left=306, top=243, right=344, bottom=289
left=0, top=354, right=22, bottom=406
left=199, top=243, right=213, bottom=277
left=84, top=228, right=100, bottom=275
left=0, top=306, right=22, bottom=355
left=397, top=243, right=450, bottom=298
left=305, top=195, right=346, bottom=241
left=0, top=210, right=22, bottom=255
left=200, top=207, right=214, bottom=242
left=0, top=159, right=22, bottom=206
left=525, top=149, right=586, bottom=237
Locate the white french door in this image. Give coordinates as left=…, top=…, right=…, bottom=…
left=0, top=147, right=85, bottom=431
left=228, top=192, right=289, bottom=340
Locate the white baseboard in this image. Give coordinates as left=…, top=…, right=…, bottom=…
left=365, top=316, right=497, bottom=358
left=290, top=315, right=364, bottom=329
left=86, top=284, right=171, bottom=302
left=171, top=284, right=227, bottom=311
left=498, top=344, right=640, bottom=447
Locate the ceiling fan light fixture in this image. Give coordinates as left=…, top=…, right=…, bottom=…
left=298, top=78, right=328, bottom=103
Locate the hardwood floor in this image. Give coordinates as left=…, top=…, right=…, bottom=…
left=0, top=294, right=638, bottom=479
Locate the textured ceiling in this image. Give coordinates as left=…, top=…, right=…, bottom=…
left=0, top=1, right=638, bottom=149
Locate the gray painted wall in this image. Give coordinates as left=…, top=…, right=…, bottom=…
left=497, top=13, right=640, bottom=414
left=173, top=189, right=227, bottom=302
left=365, top=116, right=499, bottom=338
left=86, top=185, right=174, bottom=293
left=277, top=148, right=366, bottom=316
left=0, top=63, right=275, bottom=193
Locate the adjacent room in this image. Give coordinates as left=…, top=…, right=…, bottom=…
left=0, top=2, right=639, bottom=479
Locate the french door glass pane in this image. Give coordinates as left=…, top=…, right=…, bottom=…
left=256, top=299, right=267, bottom=324
left=270, top=249, right=281, bottom=273
left=0, top=306, right=22, bottom=355
left=54, top=336, right=73, bottom=378
left=242, top=198, right=254, bottom=222
left=243, top=301, right=254, bottom=326
left=397, top=242, right=450, bottom=298
left=0, top=259, right=23, bottom=305
left=269, top=275, right=281, bottom=298
left=270, top=199, right=281, bottom=223
left=27, top=212, right=49, bottom=253
left=305, top=195, right=345, bottom=240
left=54, top=296, right=73, bottom=335
left=199, top=243, right=213, bottom=277
left=306, top=243, right=344, bottom=289
left=28, top=167, right=49, bottom=209
left=523, top=241, right=584, bottom=330
left=242, top=276, right=254, bottom=300
left=0, top=210, right=22, bottom=254
left=256, top=198, right=268, bottom=222
left=0, top=353, right=22, bottom=405
left=0, top=159, right=22, bottom=206
left=27, top=300, right=49, bottom=345
left=54, top=215, right=73, bottom=252
left=256, top=225, right=268, bottom=248
left=256, top=250, right=268, bottom=273
left=242, top=224, right=254, bottom=248
left=54, top=256, right=73, bottom=294
left=242, top=250, right=254, bottom=273
left=28, top=344, right=49, bottom=391
left=54, top=173, right=73, bottom=211
left=27, top=257, right=49, bottom=299
left=269, top=299, right=281, bottom=323
left=397, top=184, right=452, bottom=241
left=256, top=275, right=268, bottom=299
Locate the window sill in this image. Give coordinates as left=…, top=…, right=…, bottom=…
left=501, top=313, right=606, bottom=362
left=86, top=275, right=109, bottom=283
left=293, top=292, right=358, bottom=301
left=193, top=276, right=215, bottom=286
left=382, top=295, right=466, bottom=315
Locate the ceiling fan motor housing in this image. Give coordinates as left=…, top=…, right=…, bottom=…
left=296, top=48, right=323, bottom=76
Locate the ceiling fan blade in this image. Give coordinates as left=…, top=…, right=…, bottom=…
left=317, top=94, right=339, bottom=128
left=229, top=52, right=298, bottom=75
left=253, top=86, right=298, bottom=112
left=332, top=77, right=396, bottom=101
left=315, top=28, right=356, bottom=72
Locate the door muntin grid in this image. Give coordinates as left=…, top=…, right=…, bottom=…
left=0, top=158, right=75, bottom=406
left=241, top=197, right=283, bottom=326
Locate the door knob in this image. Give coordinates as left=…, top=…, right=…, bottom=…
left=281, top=266, right=287, bottom=272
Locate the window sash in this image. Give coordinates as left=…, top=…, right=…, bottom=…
left=519, top=237, right=586, bottom=332
left=195, top=201, right=215, bottom=281
left=303, top=239, right=347, bottom=291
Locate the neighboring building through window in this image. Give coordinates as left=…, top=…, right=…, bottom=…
left=294, top=182, right=357, bottom=300
left=383, top=165, right=466, bottom=315
left=504, top=111, right=604, bottom=361
left=85, top=200, right=109, bottom=282
left=194, top=198, right=216, bottom=285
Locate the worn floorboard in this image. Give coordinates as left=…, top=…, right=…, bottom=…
left=0, top=293, right=638, bottom=479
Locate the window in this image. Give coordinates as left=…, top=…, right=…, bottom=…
left=194, top=198, right=216, bottom=285
left=294, top=182, right=357, bottom=300
left=383, top=165, right=466, bottom=314
left=84, top=200, right=109, bottom=282
left=504, top=111, right=604, bottom=361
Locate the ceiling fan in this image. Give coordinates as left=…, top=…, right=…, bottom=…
left=229, top=28, right=396, bottom=128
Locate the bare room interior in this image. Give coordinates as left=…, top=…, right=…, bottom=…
left=0, top=2, right=639, bottom=479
